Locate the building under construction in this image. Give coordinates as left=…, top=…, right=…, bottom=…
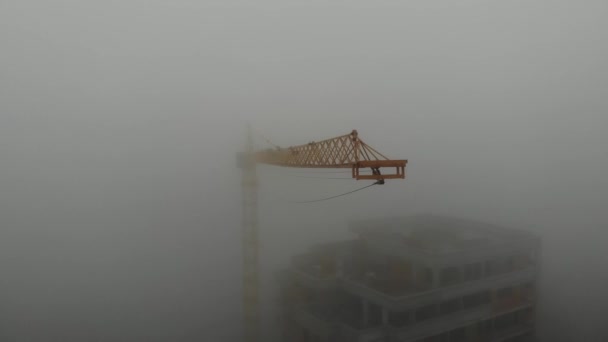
left=277, top=215, right=540, bottom=342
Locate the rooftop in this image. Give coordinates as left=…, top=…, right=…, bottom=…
left=349, top=215, right=537, bottom=254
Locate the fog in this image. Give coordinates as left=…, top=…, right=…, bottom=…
left=1, top=0, right=607, bottom=341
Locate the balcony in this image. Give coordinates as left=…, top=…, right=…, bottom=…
left=291, top=304, right=388, bottom=342
left=292, top=305, right=336, bottom=338
left=338, top=323, right=385, bottom=342
left=341, top=267, right=536, bottom=310
left=389, top=301, right=533, bottom=342
left=491, top=323, right=535, bottom=342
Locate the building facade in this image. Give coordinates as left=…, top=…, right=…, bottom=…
left=277, top=215, right=540, bottom=342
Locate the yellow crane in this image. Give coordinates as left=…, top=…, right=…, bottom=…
left=238, top=128, right=407, bottom=342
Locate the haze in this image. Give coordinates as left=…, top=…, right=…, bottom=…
left=1, top=1, right=607, bottom=341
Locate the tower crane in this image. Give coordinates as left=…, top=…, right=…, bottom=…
left=238, top=128, right=407, bottom=342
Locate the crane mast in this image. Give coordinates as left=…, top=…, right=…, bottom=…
left=240, top=127, right=260, bottom=342
left=238, top=128, right=407, bottom=342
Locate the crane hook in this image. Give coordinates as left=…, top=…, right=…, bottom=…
left=372, top=167, right=385, bottom=185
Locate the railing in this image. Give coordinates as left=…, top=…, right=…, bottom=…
left=390, top=305, right=492, bottom=341
left=341, top=267, right=536, bottom=310
left=292, top=307, right=334, bottom=337
left=338, top=323, right=385, bottom=342
left=388, top=302, right=533, bottom=341
left=493, top=297, right=524, bottom=313
left=292, top=305, right=387, bottom=342
left=490, top=323, right=535, bottom=342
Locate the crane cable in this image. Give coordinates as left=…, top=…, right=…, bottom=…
left=289, top=181, right=380, bottom=204
left=252, top=127, right=281, bottom=149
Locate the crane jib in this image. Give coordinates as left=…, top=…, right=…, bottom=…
left=251, top=129, right=407, bottom=181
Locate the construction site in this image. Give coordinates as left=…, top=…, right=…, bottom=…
left=238, top=129, right=540, bottom=342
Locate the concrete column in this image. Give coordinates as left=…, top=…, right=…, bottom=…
left=431, top=265, right=440, bottom=289
left=466, top=322, right=478, bottom=341
left=382, top=307, right=389, bottom=326
left=362, top=299, right=369, bottom=328
left=336, top=253, right=344, bottom=278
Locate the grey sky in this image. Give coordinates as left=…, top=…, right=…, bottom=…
left=1, top=1, right=607, bottom=341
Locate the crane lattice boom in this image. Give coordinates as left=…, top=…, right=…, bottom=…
left=255, top=130, right=407, bottom=180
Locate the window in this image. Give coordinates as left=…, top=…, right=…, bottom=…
left=418, top=332, right=449, bottom=342
left=440, top=266, right=461, bottom=286
left=440, top=298, right=461, bottom=315
left=521, top=282, right=535, bottom=300
left=510, top=254, right=526, bottom=270
left=519, top=307, right=534, bottom=324
left=450, top=327, right=467, bottom=342
left=477, top=319, right=493, bottom=338
left=504, top=333, right=534, bottom=342
left=389, top=310, right=410, bottom=327
left=463, top=291, right=490, bottom=310
left=485, top=259, right=504, bottom=276
left=308, top=333, right=322, bottom=342
left=497, top=286, right=513, bottom=300
left=418, top=267, right=433, bottom=284
left=494, top=311, right=518, bottom=331
left=367, top=303, right=383, bottom=327
left=415, top=304, right=437, bottom=322
left=464, top=263, right=482, bottom=281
